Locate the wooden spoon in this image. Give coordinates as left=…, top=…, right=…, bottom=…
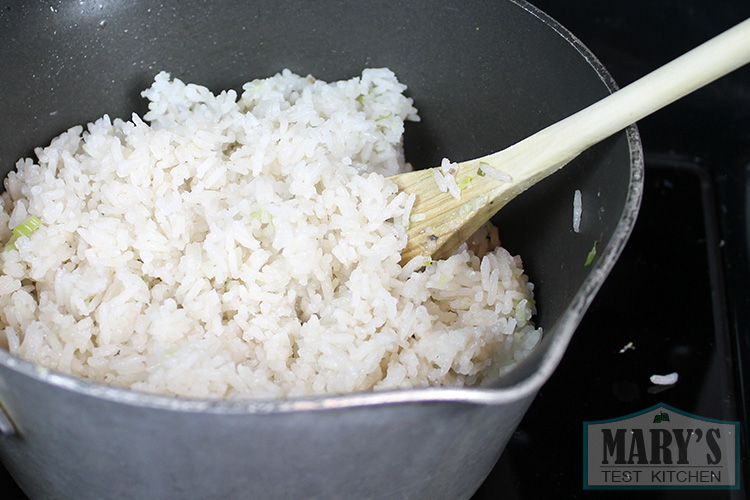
left=390, top=18, right=750, bottom=265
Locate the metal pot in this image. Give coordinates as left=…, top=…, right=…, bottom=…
left=0, top=1, right=642, bottom=498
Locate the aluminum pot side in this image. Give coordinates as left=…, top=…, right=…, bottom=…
left=0, top=363, right=537, bottom=500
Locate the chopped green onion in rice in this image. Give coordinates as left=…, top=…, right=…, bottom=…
left=4, top=215, right=42, bottom=251
left=585, top=241, right=598, bottom=266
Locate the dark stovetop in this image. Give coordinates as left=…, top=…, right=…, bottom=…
left=2, top=1, right=750, bottom=499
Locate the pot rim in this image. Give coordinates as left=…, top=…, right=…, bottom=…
left=0, top=0, right=644, bottom=415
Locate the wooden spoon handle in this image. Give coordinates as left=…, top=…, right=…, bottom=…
left=392, top=17, right=750, bottom=264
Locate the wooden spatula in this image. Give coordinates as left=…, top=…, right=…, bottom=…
left=390, top=18, right=750, bottom=265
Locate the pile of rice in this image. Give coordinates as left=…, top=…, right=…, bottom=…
left=0, top=69, right=541, bottom=399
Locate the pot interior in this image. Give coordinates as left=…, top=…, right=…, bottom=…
left=0, top=0, right=641, bottom=395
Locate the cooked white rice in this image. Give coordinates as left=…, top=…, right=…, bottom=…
left=433, top=158, right=461, bottom=199
left=650, top=372, right=679, bottom=386
left=0, top=68, right=541, bottom=399
left=573, top=189, right=582, bottom=233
